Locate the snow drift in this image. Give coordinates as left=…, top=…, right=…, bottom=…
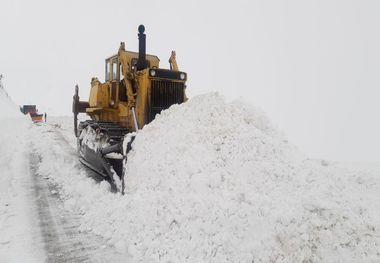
left=33, top=93, right=380, bottom=262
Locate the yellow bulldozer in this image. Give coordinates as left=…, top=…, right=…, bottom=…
left=72, top=25, right=187, bottom=191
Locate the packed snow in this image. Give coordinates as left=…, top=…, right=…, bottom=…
left=1, top=75, right=380, bottom=262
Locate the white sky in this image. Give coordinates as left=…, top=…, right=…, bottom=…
left=1, top=0, right=379, bottom=162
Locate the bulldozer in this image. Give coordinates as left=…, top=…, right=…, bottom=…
left=72, top=25, right=187, bottom=192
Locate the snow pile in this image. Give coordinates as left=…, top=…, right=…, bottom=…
left=116, top=93, right=380, bottom=262
left=32, top=93, right=380, bottom=262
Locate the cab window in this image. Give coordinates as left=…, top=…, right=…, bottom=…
left=105, top=60, right=111, bottom=81
left=112, top=59, right=118, bottom=81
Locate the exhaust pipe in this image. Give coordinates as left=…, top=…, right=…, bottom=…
left=136, top=24, right=148, bottom=71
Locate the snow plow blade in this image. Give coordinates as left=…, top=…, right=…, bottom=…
left=76, top=120, right=134, bottom=193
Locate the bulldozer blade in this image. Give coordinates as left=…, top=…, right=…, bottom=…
left=79, top=142, right=123, bottom=192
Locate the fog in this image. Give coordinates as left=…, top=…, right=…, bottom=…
left=1, top=0, right=379, bottom=162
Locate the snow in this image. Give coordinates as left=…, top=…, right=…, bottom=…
left=119, top=93, right=380, bottom=262
left=0, top=80, right=45, bottom=262
left=33, top=94, right=380, bottom=262
left=1, top=75, right=380, bottom=262
left=79, top=124, right=108, bottom=151
left=0, top=80, right=22, bottom=119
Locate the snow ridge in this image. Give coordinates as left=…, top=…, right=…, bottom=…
left=0, top=76, right=23, bottom=118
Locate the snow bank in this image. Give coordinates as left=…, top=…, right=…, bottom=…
left=0, top=77, right=22, bottom=118
left=32, top=93, right=380, bottom=262
left=0, top=79, right=45, bottom=262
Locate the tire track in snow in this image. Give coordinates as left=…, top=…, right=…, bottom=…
left=29, top=128, right=130, bottom=262
left=30, top=150, right=74, bottom=261
left=30, top=150, right=96, bottom=262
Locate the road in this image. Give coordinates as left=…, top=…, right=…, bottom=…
left=28, top=124, right=130, bottom=263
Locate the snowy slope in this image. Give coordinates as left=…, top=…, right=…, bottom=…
left=0, top=81, right=46, bottom=262
left=0, top=79, right=22, bottom=118
left=33, top=94, right=380, bottom=262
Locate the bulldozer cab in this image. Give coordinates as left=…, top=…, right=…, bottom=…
left=105, top=56, right=120, bottom=82
left=73, top=25, right=187, bottom=133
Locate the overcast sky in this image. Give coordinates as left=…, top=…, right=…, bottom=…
left=1, top=0, right=379, bottom=163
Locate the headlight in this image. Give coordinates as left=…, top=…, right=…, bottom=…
left=150, top=69, right=156, bottom=77
left=180, top=72, right=186, bottom=80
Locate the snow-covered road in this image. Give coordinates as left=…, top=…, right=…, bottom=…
left=0, top=84, right=131, bottom=262
left=28, top=126, right=131, bottom=262
left=0, top=124, right=131, bottom=262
